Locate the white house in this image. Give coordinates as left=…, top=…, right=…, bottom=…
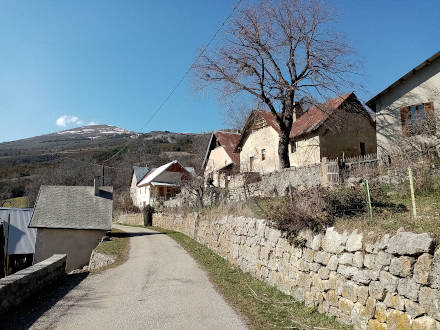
left=367, top=51, right=440, bottom=158
left=131, top=161, right=193, bottom=208
left=130, top=166, right=150, bottom=209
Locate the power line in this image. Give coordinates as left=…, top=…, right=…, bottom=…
left=7, top=1, right=242, bottom=175
left=101, top=0, right=242, bottom=164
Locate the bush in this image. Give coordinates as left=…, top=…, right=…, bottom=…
left=143, top=205, right=155, bottom=226
left=260, top=187, right=334, bottom=243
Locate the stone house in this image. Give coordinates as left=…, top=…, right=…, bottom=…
left=366, top=51, right=440, bottom=158
left=235, top=92, right=377, bottom=174
left=202, top=131, right=241, bottom=188
left=135, top=160, right=194, bottom=208
left=29, top=183, right=113, bottom=272
left=130, top=165, right=150, bottom=209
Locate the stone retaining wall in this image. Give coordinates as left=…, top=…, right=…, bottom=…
left=117, top=213, right=143, bottom=225
left=0, top=254, right=66, bottom=314
left=154, top=213, right=440, bottom=329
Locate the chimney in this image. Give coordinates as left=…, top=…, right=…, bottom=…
left=94, top=176, right=100, bottom=196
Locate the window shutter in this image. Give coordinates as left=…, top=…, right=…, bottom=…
left=400, top=106, right=410, bottom=136
left=424, top=102, right=436, bottom=133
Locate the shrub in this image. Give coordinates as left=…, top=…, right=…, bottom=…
left=143, top=205, right=155, bottom=226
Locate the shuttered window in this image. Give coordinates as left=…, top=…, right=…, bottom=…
left=400, top=102, right=435, bottom=136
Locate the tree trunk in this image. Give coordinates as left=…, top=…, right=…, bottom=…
left=278, top=129, right=290, bottom=169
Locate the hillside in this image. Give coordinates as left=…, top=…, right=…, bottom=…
left=0, top=125, right=208, bottom=206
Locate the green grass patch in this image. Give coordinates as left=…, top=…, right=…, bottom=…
left=94, top=228, right=130, bottom=271
left=137, top=225, right=350, bottom=330
left=1, top=196, right=30, bottom=208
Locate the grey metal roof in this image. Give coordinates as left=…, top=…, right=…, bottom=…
left=29, top=186, right=113, bottom=230
left=133, top=166, right=149, bottom=183
left=184, top=167, right=196, bottom=176
left=0, top=208, right=36, bottom=255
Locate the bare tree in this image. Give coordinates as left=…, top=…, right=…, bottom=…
left=195, top=0, right=358, bottom=168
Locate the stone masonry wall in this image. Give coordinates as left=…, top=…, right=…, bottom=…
left=0, top=254, right=67, bottom=314
left=163, top=164, right=322, bottom=208
left=154, top=213, right=440, bottom=329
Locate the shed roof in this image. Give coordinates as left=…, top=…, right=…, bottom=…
left=0, top=208, right=36, bottom=255
left=29, top=186, right=113, bottom=230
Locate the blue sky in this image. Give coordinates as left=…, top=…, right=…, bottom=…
left=0, top=0, right=439, bottom=142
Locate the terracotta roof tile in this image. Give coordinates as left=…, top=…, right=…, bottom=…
left=290, top=92, right=353, bottom=138
left=213, top=131, right=241, bottom=164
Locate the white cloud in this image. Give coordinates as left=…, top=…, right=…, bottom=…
left=56, top=115, right=97, bottom=127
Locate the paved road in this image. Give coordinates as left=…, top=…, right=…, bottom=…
left=23, top=225, right=248, bottom=330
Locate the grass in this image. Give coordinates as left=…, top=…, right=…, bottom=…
left=134, top=225, right=350, bottom=330
left=334, top=190, right=440, bottom=241
left=93, top=228, right=130, bottom=271
left=1, top=196, right=30, bottom=208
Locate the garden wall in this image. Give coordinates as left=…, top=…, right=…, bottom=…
left=0, top=254, right=66, bottom=314
left=154, top=212, right=440, bottom=329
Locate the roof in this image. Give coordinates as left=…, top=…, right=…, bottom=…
left=366, top=51, right=440, bottom=110
left=184, top=167, right=196, bottom=176
left=29, top=186, right=113, bottom=230
left=133, top=166, right=150, bottom=184
left=137, top=160, right=191, bottom=187
left=290, top=92, right=353, bottom=138
left=235, top=92, right=362, bottom=149
left=202, top=131, right=241, bottom=169
left=0, top=208, right=36, bottom=255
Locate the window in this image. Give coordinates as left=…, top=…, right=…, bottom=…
left=261, top=149, right=266, bottom=160
left=401, top=102, right=435, bottom=136
left=249, top=156, right=254, bottom=171
left=290, top=140, right=297, bottom=153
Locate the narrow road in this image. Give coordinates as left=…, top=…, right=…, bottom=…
left=28, top=225, right=248, bottom=330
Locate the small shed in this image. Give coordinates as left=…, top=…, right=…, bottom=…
left=29, top=184, right=113, bottom=272
left=0, top=208, right=36, bottom=276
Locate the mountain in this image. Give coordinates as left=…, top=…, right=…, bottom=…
left=0, top=125, right=208, bottom=205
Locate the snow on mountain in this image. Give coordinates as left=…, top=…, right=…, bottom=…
left=57, top=125, right=135, bottom=139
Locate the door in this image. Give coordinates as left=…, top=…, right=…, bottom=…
left=360, top=142, right=366, bottom=156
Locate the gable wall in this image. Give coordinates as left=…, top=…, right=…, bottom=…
left=240, top=126, right=280, bottom=173
left=374, top=57, right=440, bottom=156
left=289, top=134, right=321, bottom=166
left=319, top=111, right=377, bottom=159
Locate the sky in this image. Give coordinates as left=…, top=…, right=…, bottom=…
left=0, top=0, right=439, bottom=143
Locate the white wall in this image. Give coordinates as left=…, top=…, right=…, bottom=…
left=374, top=57, right=440, bottom=156
left=33, top=228, right=106, bottom=272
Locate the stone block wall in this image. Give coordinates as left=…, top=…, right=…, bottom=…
left=0, top=254, right=66, bottom=314
left=117, top=213, right=143, bottom=225
left=154, top=213, right=440, bottom=329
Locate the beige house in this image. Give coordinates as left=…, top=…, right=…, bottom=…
left=136, top=160, right=193, bottom=207
left=29, top=184, right=113, bottom=272
left=366, top=51, right=440, bottom=158
left=235, top=92, right=376, bottom=174
left=202, top=131, right=240, bottom=187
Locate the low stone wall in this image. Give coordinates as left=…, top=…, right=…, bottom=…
left=87, top=250, right=116, bottom=272
left=154, top=213, right=440, bottom=329
left=228, top=164, right=322, bottom=201
left=117, top=213, right=143, bottom=225
left=0, top=254, right=66, bottom=314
